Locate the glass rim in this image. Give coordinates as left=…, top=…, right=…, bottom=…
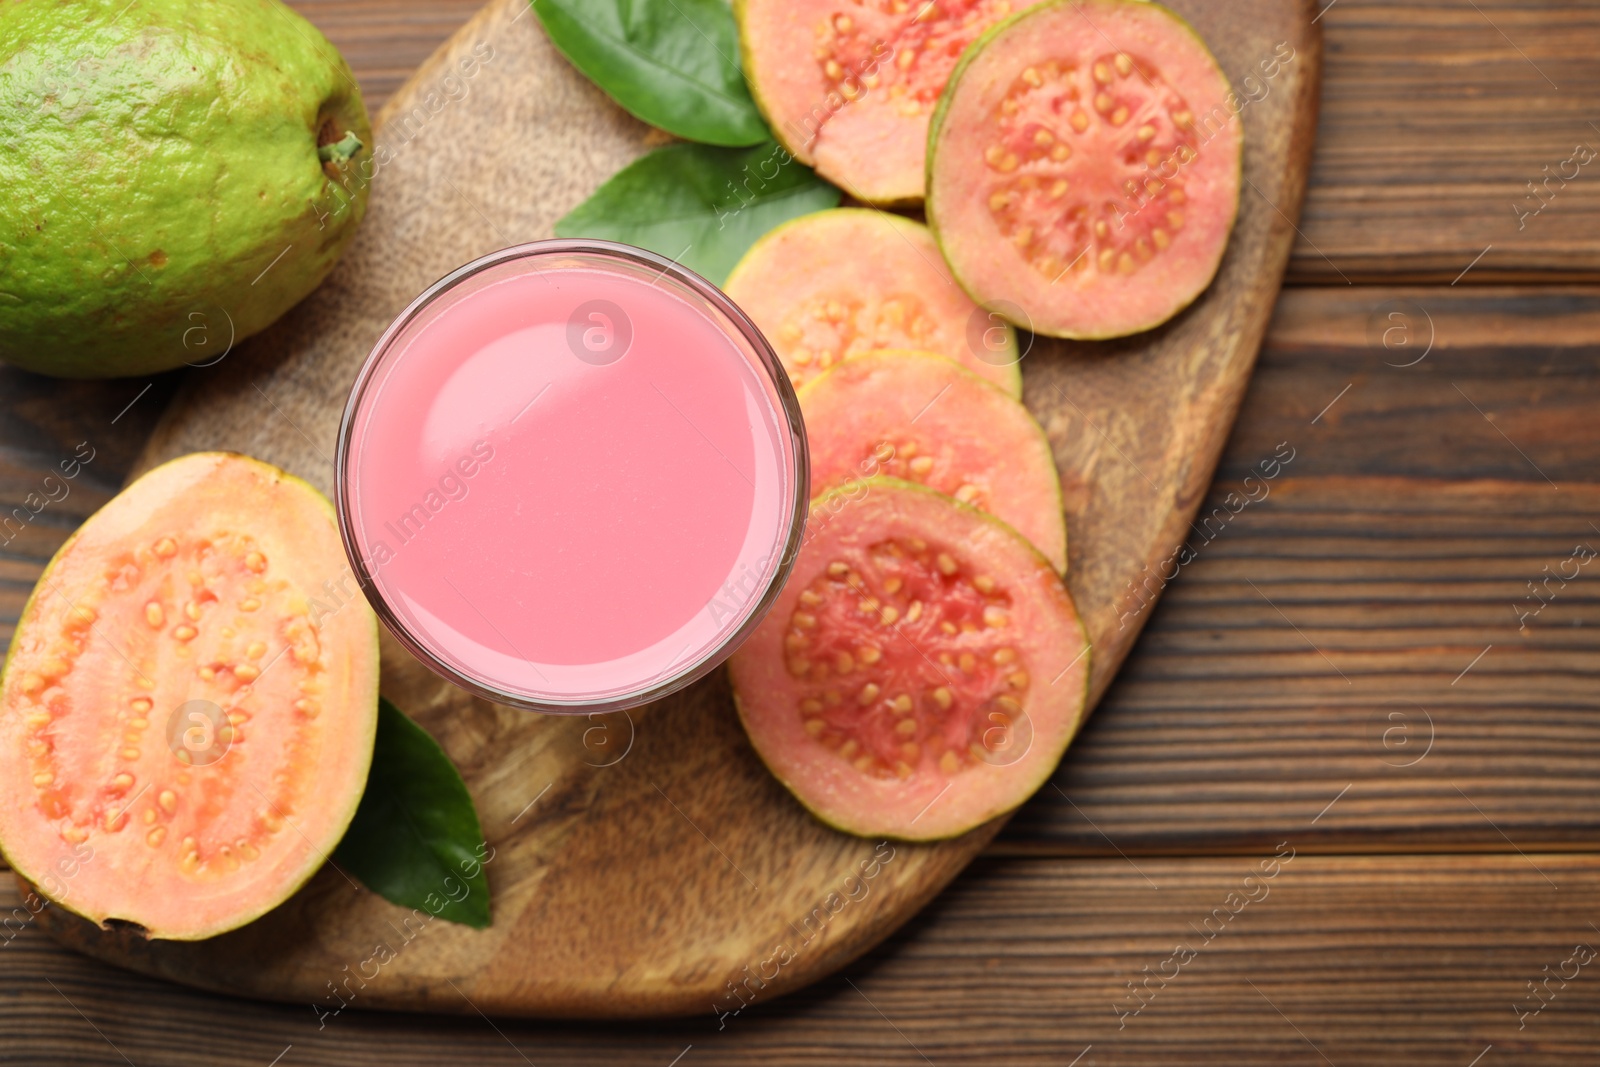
left=334, top=238, right=809, bottom=715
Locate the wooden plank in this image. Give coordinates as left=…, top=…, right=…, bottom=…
left=1267, top=284, right=1600, bottom=350
left=1293, top=0, right=1600, bottom=284
left=5, top=855, right=1598, bottom=1064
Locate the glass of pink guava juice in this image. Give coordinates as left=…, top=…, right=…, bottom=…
left=336, top=241, right=808, bottom=713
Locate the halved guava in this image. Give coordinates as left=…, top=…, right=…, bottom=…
left=800, top=351, right=1066, bottom=572
left=0, top=452, right=379, bottom=940
left=729, top=478, right=1089, bottom=840
left=724, top=208, right=1022, bottom=395
left=735, top=0, right=1043, bottom=203
left=926, top=0, right=1242, bottom=339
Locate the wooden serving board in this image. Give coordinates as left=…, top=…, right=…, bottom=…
left=33, top=0, right=1321, bottom=1019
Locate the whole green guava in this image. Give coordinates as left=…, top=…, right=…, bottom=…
left=0, top=0, right=373, bottom=378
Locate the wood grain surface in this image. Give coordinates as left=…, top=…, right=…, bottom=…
left=5, top=0, right=1600, bottom=1062
left=1004, top=285, right=1600, bottom=854
left=10, top=290, right=1600, bottom=1059
left=10, top=0, right=1322, bottom=1022
left=5, top=855, right=1598, bottom=1065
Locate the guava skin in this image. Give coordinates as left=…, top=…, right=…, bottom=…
left=0, top=0, right=372, bottom=378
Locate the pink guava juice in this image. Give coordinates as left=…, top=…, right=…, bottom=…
left=337, top=242, right=807, bottom=712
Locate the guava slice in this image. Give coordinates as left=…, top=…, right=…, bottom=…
left=800, top=351, right=1066, bottom=572
left=729, top=478, right=1089, bottom=840
left=724, top=208, right=1022, bottom=396
left=735, top=0, right=1042, bottom=203
left=0, top=452, right=380, bottom=940
left=927, top=0, right=1242, bottom=339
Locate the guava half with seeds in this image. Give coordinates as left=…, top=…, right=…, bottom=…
left=729, top=478, right=1089, bottom=840
left=926, top=0, right=1241, bottom=339
left=724, top=208, right=1021, bottom=395
left=735, top=0, right=1044, bottom=203
left=0, top=452, right=379, bottom=940
left=799, top=351, right=1066, bottom=572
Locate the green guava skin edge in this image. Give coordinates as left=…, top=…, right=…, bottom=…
left=0, top=0, right=373, bottom=378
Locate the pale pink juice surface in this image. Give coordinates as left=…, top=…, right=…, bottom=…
left=343, top=256, right=800, bottom=707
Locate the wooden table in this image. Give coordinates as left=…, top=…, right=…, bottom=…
left=3, top=1, right=1598, bottom=1063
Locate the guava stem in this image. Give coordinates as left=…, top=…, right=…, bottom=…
left=318, top=131, right=363, bottom=164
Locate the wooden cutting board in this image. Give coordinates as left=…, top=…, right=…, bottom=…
left=33, top=0, right=1321, bottom=1019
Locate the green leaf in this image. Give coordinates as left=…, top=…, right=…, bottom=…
left=334, top=698, right=492, bottom=929
left=554, top=141, right=841, bottom=284
left=531, top=0, right=769, bottom=147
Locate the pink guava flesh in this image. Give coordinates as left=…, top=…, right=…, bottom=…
left=799, top=351, right=1066, bottom=572
left=724, top=208, right=1022, bottom=396
left=729, top=478, right=1089, bottom=840
left=928, top=0, right=1242, bottom=338
left=736, top=0, right=1043, bottom=203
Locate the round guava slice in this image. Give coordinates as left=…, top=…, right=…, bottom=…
left=729, top=478, right=1089, bottom=840
left=799, top=351, right=1066, bottom=572
left=927, top=0, right=1242, bottom=339
left=0, top=452, right=380, bottom=940
left=724, top=208, right=1022, bottom=395
left=735, top=0, right=1043, bottom=203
